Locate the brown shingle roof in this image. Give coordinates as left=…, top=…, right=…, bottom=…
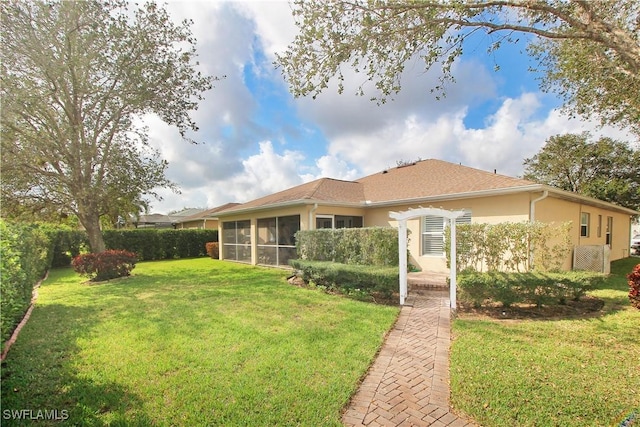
left=177, top=202, right=241, bottom=222
left=220, top=178, right=365, bottom=213
left=358, top=159, right=537, bottom=202
left=219, top=160, right=539, bottom=214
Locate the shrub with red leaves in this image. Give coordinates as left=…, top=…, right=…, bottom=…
left=628, top=264, right=640, bottom=310
left=205, top=242, right=219, bottom=259
left=72, top=250, right=137, bottom=282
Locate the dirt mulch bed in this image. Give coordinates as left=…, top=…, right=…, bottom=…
left=456, top=296, right=605, bottom=321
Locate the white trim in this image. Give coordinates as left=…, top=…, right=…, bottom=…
left=390, top=207, right=467, bottom=308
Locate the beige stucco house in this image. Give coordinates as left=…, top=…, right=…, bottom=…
left=216, top=159, right=638, bottom=272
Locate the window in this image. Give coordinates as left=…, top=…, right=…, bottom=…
left=222, top=220, right=251, bottom=262
left=421, top=211, right=471, bottom=256
left=605, top=216, right=613, bottom=246
left=316, top=216, right=333, bottom=229
left=580, top=212, right=590, bottom=237
left=597, top=215, right=602, bottom=238
left=315, top=215, right=363, bottom=229
left=257, top=215, right=300, bottom=266
left=335, top=215, right=363, bottom=228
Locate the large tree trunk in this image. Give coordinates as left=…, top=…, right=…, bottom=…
left=78, top=211, right=106, bottom=253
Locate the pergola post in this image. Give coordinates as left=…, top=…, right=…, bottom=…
left=397, top=219, right=408, bottom=305
left=390, top=207, right=467, bottom=309
left=449, top=217, right=457, bottom=309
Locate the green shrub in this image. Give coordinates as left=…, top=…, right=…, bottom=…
left=44, top=226, right=89, bottom=267
left=103, top=229, right=218, bottom=260
left=295, top=227, right=398, bottom=266
left=72, top=250, right=137, bottom=282
left=205, top=242, right=219, bottom=259
left=0, top=221, right=52, bottom=346
left=458, top=270, right=603, bottom=308
left=289, top=259, right=398, bottom=300
left=445, top=221, right=572, bottom=273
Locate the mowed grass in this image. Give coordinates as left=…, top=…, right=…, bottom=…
left=451, top=257, right=640, bottom=427
left=1, top=258, right=399, bottom=426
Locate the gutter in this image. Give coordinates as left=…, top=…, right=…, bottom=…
left=364, top=185, right=545, bottom=208
left=309, top=203, right=318, bottom=230
left=530, top=190, right=549, bottom=223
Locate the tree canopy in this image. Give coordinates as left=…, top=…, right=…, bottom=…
left=523, top=133, right=640, bottom=211
left=1, top=0, right=217, bottom=252
left=277, top=0, right=640, bottom=134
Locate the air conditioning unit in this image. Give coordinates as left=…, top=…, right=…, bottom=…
left=573, top=245, right=610, bottom=274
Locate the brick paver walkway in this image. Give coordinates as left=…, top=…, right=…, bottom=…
left=342, top=290, right=477, bottom=427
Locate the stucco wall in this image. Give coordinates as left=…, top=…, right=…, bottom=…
left=535, top=197, right=633, bottom=263
left=217, top=193, right=634, bottom=271
left=364, top=194, right=531, bottom=273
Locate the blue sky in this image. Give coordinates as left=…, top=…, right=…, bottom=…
left=143, top=1, right=633, bottom=214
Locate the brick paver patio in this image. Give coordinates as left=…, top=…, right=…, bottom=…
left=342, top=289, right=477, bottom=427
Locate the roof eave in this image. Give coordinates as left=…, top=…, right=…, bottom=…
left=365, top=185, right=545, bottom=208
left=540, top=185, right=640, bottom=215
left=215, top=199, right=365, bottom=217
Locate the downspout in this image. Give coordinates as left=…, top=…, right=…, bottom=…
left=530, top=190, right=549, bottom=223
left=309, top=203, right=318, bottom=230
left=529, top=190, right=549, bottom=269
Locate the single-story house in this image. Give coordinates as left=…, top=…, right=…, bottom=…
left=136, top=208, right=208, bottom=229
left=175, top=203, right=241, bottom=229
left=215, top=159, right=639, bottom=272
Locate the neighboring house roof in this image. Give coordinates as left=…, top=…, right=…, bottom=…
left=137, top=208, right=208, bottom=227
left=175, top=203, right=242, bottom=223
left=217, top=159, right=639, bottom=216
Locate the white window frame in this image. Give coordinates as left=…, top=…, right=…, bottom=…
left=580, top=212, right=590, bottom=237
left=421, top=211, right=471, bottom=257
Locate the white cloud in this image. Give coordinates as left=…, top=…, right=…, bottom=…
left=142, top=1, right=636, bottom=214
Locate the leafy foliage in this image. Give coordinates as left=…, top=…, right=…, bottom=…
left=0, top=0, right=216, bottom=252
left=458, top=270, right=605, bottom=308
left=289, top=259, right=398, bottom=300
left=205, top=242, right=219, bottom=259
left=277, top=0, right=639, bottom=133
left=628, top=264, right=640, bottom=309
left=445, top=221, right=572, bottom=273
left=72, top=250, right=137, bottom=282
left=0, top=220, right=51, bottom=347
left=295, top=227, right=398, bottom=266
left=523, top=133, right=640, bottom=211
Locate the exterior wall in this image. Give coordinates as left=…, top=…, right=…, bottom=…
left=177, top=219, right=219, bottom=230
left=217, top=194, right=634, bottom=271
left=366, top=194, right=531, bottom=273
left=218, top=206, right=310, bottom=265
left=535, top=197, right=633, bottom=265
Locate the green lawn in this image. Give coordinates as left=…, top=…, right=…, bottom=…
left=451, top=257, right=640, bottom=427
left=0, top=258, right=399, bottom=426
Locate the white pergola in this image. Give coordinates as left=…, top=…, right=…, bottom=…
left=389, top=207, right=467, bottom=308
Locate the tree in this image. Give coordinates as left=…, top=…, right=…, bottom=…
left=276, top=0, right=639, bottom=134
left=523, top=133, right=640, bottom=211
left=1, top=0, right=217, bottom=252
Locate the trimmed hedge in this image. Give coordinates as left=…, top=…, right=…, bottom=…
left=289, top=259, right=398, bottom=299
left=103, top=229, right=218, bottom=261
left=45, top=228, right=219, bottom=264
left=295, top=227, right=398, bottom=266
left=445, top=221, right=573, bottom=273
left=458, top=270, right=605, bottom=308
left=0, top=221, right=52, bottom=347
